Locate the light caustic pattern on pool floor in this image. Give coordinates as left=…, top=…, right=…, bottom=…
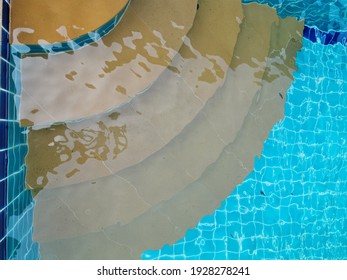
left=242, top=0, right=347, bottom=32
left=20, top=1, right=306, bottom=259
left=143, top=38, right=347, bottom=260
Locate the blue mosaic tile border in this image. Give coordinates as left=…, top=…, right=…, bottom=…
left=12, top=0, right=131, bottom=55
left=0, top=0, right=39, bottom=260
left=303, top=26, right=347, bottom=46
left=8, top=23, right=43, bottom=259
left=5, top=43, right=39, bottom=261
left=242, top=0, right=347, bottom=32
left=0, top=0, right=10, bottom=260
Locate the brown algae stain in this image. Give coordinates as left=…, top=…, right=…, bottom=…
left=198, top=68, right=217, bottom=84
left=85, top=83, right=96, bottom=89
left=26, top=114, right=128, bottom=189
left=65, top=70, right=78, bottom=81
left=108, top=112, right=120, bottom=120
left=100, top=9, right=173, bottom=77
left=178, top=42, right=198, bottom=60
left=138, top=62, right=151, bottom=72
left=116, top=85, right=127, bottom=95
left=66, top=168, right=80, bottom=178
left=10, top=0, right=129, bottom=45
left=20, top=119, right=34, bottom=126
left=167, top=66, right=180, bottom=75
left=31, top=109, right=39, bottom=114
left=210, top=58, right=225, bottom=79
left=130, top=69, right=142, bottom=78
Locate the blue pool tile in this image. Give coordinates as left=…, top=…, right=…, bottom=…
left=142, top=37, right=347, bottom=260
left=241, top=0, right=347, bottom=33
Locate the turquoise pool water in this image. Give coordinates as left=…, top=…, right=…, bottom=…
left=6, top=56, right=39, bottom=259
left=142, top=0, right=347, bottom=261
left=0, top=0, right=39, bottom=260
left=142, top=32, right=347, bottom=259
left=243, top=0, right=347, bottom=32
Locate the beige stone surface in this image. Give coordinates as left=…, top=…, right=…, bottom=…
left=10, top=0, right=129, bottom=45
left=35, top=3, right=304, bottom=259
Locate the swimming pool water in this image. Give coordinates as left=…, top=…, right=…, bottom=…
left=303, top=26, right=347, bottom=46
left=0, top=0, right=9, bottom=260
left=1, top=0, right=347, bottom=260
left=242, top=0, right=347, bottom=32
left=142, top=36, right=347, bottom=259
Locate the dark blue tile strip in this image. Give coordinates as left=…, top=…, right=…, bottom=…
left=241, top=0, right=347, bottom=33
left=303, top=25, right=347, bottom=46
left=0, top=0, right=10, bottom=260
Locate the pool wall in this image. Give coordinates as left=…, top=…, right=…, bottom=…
left=0, top=0, right=39, bottom=260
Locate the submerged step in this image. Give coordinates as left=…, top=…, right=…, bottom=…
left=17, top=0, right=198, bottom=126
left=32, top=3, right=304, bottom=260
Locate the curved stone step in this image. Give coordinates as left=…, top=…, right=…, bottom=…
left=25, top=0, right=243, bottom=189
left=32, top=3, right=304, bottom=251
left=17, top=0, right=198, bottom=126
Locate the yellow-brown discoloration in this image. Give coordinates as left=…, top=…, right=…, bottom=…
left=10, top=0, right=129, bottom=44
left=26, top=113, right=127, bottom=189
